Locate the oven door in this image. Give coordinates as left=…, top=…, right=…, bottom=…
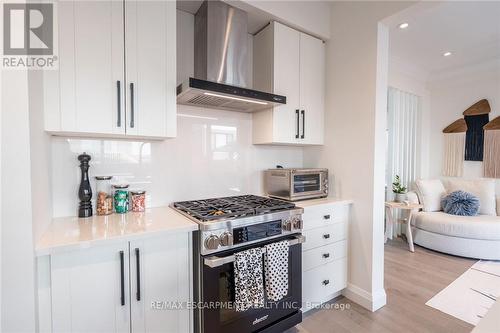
left=197, top=234, right=302, bottom=333
left=290, top=171, right=326, bottom=199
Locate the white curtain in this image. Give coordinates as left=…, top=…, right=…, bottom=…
left=386, top=87, right=421, bottom=237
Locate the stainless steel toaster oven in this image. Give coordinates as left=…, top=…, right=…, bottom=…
left=264, top=168, right=328, bottom=201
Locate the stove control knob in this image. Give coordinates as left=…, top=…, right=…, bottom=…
left=219, top=232, right=233, bottom=247
left=292, top=216, right=303, bottom=230
left=282, top=219, right=293, bottom=231
left=205, top=235, right=220, bottom=250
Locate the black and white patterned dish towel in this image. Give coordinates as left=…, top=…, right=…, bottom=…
left=264, top=240, right=289, bottom=301
left=234, top=247, right=265, bottom=312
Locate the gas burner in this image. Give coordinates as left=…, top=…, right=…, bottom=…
left=172, top=195, right=296, bottom=222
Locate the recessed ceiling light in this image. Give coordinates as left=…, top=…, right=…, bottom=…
left=398, top=22, right=409, bottom=29
left=443, top=51, right=452, bottom=57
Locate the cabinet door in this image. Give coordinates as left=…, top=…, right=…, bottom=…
left=130, top=233, right=191, bottom=333
left=44, top=0, right=125, bottom=136
left=125, top=0, right=177, bottom=138
left=299, top=33, right=325, bottom=145
left=50, top=242, right=130, bottom=333
left=273, top=22, right=301, bottom=143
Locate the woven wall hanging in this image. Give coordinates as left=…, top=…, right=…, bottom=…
left=483, top=116, right=500, bottom=178
left=463, top=99, right=491, bottom=161
left=442, top=119, right=467, bottom=177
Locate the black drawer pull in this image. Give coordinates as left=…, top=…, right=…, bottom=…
left=116, top=81, right=121, bottom=127
left=324, top=214, right=331, bottom=220
left=322, top=253, right=330, bottom=258
left=301, top=110, right=305, bottom=139
left=119, top=250, right=125, bottom=306
left=295, top=109, right=300, bottom=139
left=322, top=279, right=330, bottom=286
left=130, top=83, right=135, bottom=128
left=135, top=248, right=141, bottom=301
left=323, top=234, right=331, bottom=239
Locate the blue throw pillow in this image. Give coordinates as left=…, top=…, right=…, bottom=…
left=441, top=190, right=480, bottom=216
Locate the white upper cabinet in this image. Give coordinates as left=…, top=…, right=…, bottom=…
left=44, top=0, right=176, bottom=139
left=253, top=22, right=325, bottom=145
left=44, top=0, right=125, bottom=136
left=125, top=0, right=176, bottom=138
left=299, top=32, right=325, bottom=145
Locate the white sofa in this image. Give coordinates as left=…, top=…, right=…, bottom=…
left=409, top=178, right=500, bottom=260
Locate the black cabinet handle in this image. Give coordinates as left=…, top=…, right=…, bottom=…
left=301, top=110, right=305, bottom=139
left=119, top=250, right=125, bottom=306
left=324, top=214, right=331, bottom=220
left=135, top=248, right=141, bottom=301
left=116, top=81, right=121, bottom=127
left=322, top=279, right=330, bottom=286
left=323, top=234, right=330, bottom=239
left=130, top=83, right=135, bottom=128
left=295, top=109, right=300, bottom=139
left=322, top=253, right=330, bottom=258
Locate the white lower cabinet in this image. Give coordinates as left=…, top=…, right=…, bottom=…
left=51, top=241, right=131, bottom=333
left=50, top=233, right=191, bottom=333
left=300, top=201, right=350, bottom=311
left=129, top=235, right=191, bottom=333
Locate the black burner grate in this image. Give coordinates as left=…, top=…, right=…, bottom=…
left=173, top=195, right=295, bottom=222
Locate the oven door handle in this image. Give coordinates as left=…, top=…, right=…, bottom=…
left=203, top=235, right=306, bottom=268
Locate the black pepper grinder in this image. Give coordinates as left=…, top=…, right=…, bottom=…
left=78, top=152, right=93, bottom=218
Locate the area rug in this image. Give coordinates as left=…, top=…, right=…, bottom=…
left=426, top=260, right=500, bottom=325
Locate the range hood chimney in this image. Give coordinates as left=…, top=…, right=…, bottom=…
left=177, top=0, right=286, bottom=112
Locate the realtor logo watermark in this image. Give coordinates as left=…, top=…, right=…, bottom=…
left=2, top=2, right=58, bottom=69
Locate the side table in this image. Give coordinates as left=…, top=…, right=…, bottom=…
left=385, top=201, right=423, bottom=252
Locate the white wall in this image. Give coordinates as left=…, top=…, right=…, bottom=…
left=1, top=70, right=37, bottom=332
left=49, top=10, right=303, bottom=218
left=229, top=0, right=331, bottom=40
left=304, top=1, right=414, bottom=311
left=388, top=57, right=431, bottom=180
left=29, top=71, right=53, bottom=242
left=426, top=59, right=500, bottom=179
left=51, top=106, right=303, bottom=217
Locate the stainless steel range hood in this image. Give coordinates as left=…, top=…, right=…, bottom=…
left=177, top=0, right=286, bottom=112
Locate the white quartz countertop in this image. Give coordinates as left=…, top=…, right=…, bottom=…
left=36, top=206, right=197, bottom=256
left=295, top=197, right=353, bottom=208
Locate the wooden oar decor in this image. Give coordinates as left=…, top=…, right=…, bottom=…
left=442, top=119, right=467, bottom=177
left=483, top=116, right=500, bottom=178
left=463, top=99, right=490, bottom=161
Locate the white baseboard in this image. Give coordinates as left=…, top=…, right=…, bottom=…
left=342, top=283, right=387, bottom=312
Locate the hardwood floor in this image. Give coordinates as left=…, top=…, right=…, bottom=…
left=288, top=238, right=475, bottom=333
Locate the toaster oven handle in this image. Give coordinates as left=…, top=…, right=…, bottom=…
left=203, top=235, right=306, bottom=268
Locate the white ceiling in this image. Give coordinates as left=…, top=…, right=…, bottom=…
left=388, top=1, right=500, bottom=76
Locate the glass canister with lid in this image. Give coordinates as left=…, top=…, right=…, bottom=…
left=130, top=190, right=146, bottom=212
left=95, top=176, right=113, bottom=215
left=113, top=184, right=130, bottom=214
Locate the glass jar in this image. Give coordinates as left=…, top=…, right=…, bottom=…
left=113, top=184, right=129, bottom=214
left=130, top=190, right=146, bottom=212
left=95, top=176, right=113, bottom=215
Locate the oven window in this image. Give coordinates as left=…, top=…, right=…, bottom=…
left=293, top=174, right=320, bottom=193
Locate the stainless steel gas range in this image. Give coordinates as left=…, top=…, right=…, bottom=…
left=171, top=195, right=304, bottom=333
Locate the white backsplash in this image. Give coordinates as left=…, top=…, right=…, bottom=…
left=52, top=106, right=304, bottom=217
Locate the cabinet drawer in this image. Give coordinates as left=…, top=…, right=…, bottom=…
left=302, top=257, right=347, bottom=307
left=302, top=204, right=348, bottom=231
left=302, top=240, right=347, bottom=272
left=302, top=222, right=347, bottom=251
